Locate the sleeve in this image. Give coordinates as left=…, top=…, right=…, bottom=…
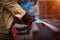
left=2, top=0, right=26, bottom=19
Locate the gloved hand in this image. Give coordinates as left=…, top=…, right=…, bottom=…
left=22, top=13, right=35, bottom=25
left=14, top=13, right=35, bottom=25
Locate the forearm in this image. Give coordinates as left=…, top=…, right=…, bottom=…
left=2, top=0, right=26, bottom=19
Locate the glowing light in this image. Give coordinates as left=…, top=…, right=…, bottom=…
left=56, top=0, right=60, bottom=1
left=55, top=0, right=60, bottom=3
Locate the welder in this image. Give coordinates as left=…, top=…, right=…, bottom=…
left=0, top=0, right=35, bottom=40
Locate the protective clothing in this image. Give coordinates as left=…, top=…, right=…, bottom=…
left=0, top=0, right=26, bottom=34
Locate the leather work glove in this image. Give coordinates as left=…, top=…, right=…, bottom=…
left=22, top=13, right=35, bottom=25
left=14, top=13, right=35, bottom=25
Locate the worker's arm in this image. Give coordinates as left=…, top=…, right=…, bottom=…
left=1, top=0, right=26, bottom=19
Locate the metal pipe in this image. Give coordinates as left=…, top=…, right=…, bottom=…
left=39, top=20, right=60, bottom=32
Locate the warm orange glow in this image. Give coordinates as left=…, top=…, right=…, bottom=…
left=56, top=0, right=60, bottom=3
left=56, top=0, right=60, bottom=1
left=54, top=0, right=60, bottom=6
